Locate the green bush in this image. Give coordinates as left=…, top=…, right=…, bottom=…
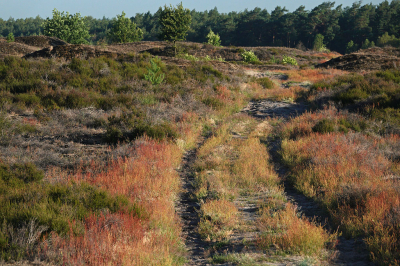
left=179, top=53, right=199, bottom=61
left=282, top=56, right=298, bottom=66
left=377, top=32, right=400, bottom=48
left=312, top=119, right=335, bottom=133
left=269, top=56, right=279, bottom=64
left=108, top=11, right=143, bottom=43
left=0, top=163, right=43, bottom=186
left=104, top=114, right=178, bottom=144
left=6, top=33, right=14, bottom=43
left=42, top=8, right=90, bottom=44
left=202, top=97, right=225, bottom=110
left=256, top=77, right=274, bottom=89
left=241, top=50, right=259, bottom=63
left=144, top=57, right=165, bottom=85
left=206, top=29, right=221, bottom=47
left=201, top=65, right=222, bottom=78
left=346, top=40, right=358, bottom=54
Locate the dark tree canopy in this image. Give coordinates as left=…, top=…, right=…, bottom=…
left=2, top=0, right=400, bottom=53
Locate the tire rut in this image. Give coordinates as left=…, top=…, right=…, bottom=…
left=178, top=70, right=375, bottom=265
left=242, top=70, right=375, bottom=265
left=177, top=146, right=211, bottom=266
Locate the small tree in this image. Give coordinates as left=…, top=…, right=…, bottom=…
left=108, top=11, right=143, bottom=43
left=361, top=39, right=375, bottom=49
left=6, top=32, right=15, bottom=43
left=313, top=34, right=325, bottom=51
left=42, top=8, right=90, bottom=44
left=313, top=34, right=330, bottom=52
left=346, top=40, right=358, bottom=54
left=158, top=3, right=191, bottom=55
left=206, top=29, right=221, bottom=46
left=377, top=32, right=400, bottom=47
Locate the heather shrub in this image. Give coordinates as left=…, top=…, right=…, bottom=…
left=0, top=161, right=140, bottom=261
left=256, top=77, right=274, bottom=89
left=258, top=204, right=335, bottom=256
left=104, top=114, right=178, bottom=144
left=202, top=97, right=225, bottom=110
left=312, top=119, right=335, bottom=133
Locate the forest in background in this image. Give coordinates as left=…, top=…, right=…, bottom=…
left=1, top=1, right=400, bottom=53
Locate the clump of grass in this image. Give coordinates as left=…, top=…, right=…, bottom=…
left=312, top=119, right=335, bottom=133
left=258, top=203, right=336, bottom=256
left=256, top=77, right=274, bottom=89
left=198, top=199, right=238, bottom=241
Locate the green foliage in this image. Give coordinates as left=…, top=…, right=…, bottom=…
left=282, top=56, right=298, bottom=66
left=202, top=97, right=224, bottom=110
left=256, top=77, right=274, bottom=89
left=179, top=53, right=199, bottom=61
left=206, top=29, right=221, bottom=47
left=345, top=40, right=358, bottom=54
left=201, top=65, right=223, bottom=78
left=104, top=114, right=178, bottom=144
left=144, top=57, right=165, bottom=85
left=158, top=3, right=192, bottom=43
left=377, top=32, right=400, bottom=47
left=241, top=50, right=259, bottom=63
left=108, top=11, right=143, bottom=43
left=0, top=163, right=43, bottom=186
left=42, top=9, right=90, bottom=44
left=0, top=161, right=138, bottom=261
left=312, top=119, right=335, bottom=133
left=3, top=1, right=400, bottom=53
left=6, top=32, right=14, bottom=43
left=313, top=34, right=325, bottom=51
left=269, top=55, right=280, bottom=64
left=338, top=118, right=368, bottom=133
left=361, top=39, right=375, bottom=49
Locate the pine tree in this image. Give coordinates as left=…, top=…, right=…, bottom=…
left=42, top=9, right=90, bottom=44
left=108, top=11, right=143, bottom=43
left=158, top=3, right=191, bottom=55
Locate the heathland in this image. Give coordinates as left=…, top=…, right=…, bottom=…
left=0, top=33, right=399, bottom=266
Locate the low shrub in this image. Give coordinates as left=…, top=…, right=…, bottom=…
left=312, top=119, right=335, bottom=133
left=258, top=204, right=335, bottom=256
left=0, top=162, right=137, bottom=261
left=202, top=97, right=225, bottom=110
left=256, top=77, right=274, bottom=89
left=241, top=50, right=259, bottom=63
left=282, top=56, right=298, bottom=66
left=198, top=199, right=237, bottom=241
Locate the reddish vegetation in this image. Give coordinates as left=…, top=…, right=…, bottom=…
left=280, top=109, right=400, bottom=265
left=43, top=138, right=184, bottom=265
left=280, top=68, right=348, bottom=83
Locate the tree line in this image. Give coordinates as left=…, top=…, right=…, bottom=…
left=1, top=0, right=400, bottom=53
